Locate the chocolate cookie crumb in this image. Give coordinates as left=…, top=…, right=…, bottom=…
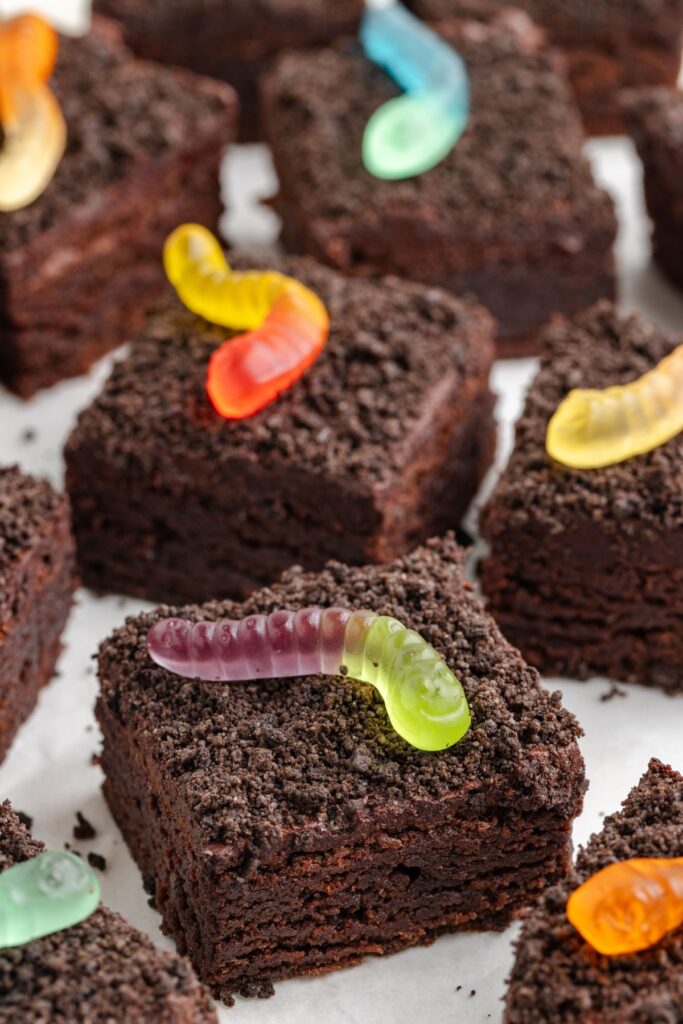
left=87, top=852, right=107, bottom=872
left=74, top=811, right=97, bottom=841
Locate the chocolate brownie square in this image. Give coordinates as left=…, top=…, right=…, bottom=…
left=0, top=20, right=236, bottom=399
left=0, top=466, right=75, bottom=765
left=0, top=800, right=217, bottom=1023
left=96, top=536, right=586, bottom=1002
left=481, top=302, right=683, bottom=691
left=262, top=13, right=617, bottom=356
left=627, top=88, right=683, bottom=293
left=415, top=0, right=683, bottom=135
left=64, top=256, right=496, bottom=604
left=505, top=759, right=683, bottom=1023
left=93, top=0, right=362, bottom=139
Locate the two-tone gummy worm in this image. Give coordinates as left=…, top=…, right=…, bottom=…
left=0, top=14, right=66, bottom=212
left=0, top=851, right=100, bottom=949
left=546, top=343, right=683, bottom=469
left=567, top=857, right=683, bottom=956
left=360, top=0, right=469, bottom=180
left=147, top=608, right=471, bottom=752
left=164, top=224, right=329, bottom=419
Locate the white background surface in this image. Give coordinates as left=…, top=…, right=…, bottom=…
left=1, top=4, right=683, bottom=1023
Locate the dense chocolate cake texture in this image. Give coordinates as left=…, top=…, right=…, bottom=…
left=97, top=535, right=586, bottom=1003
left=94, top=0, right=362, bottom=138
left=505, top=759, right=683, bottom=1023
left=0, top=19, right=236, bottom=397
left=627, top=87, right=683, bottom=294
left=65, top=256, right=496, bottom=603
left=482, top=301, right=683, bottom=691
left=0, top=800, right=217, bottom=1023
left=415, top=0, right=683, bottom=133
left=0, top=466, right=75, bottom=765
left=262, top=13, right=617, bottom=355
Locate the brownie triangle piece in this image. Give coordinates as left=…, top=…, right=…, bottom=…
left=505, top=759, right=683, bottom=1023
left=0, top=801, right=217, bottom=1023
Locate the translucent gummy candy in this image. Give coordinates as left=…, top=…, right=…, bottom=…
left=547, top=343, right=683, bottom=469
left=148, top=608, right=471, bottom=752
left=567, top=857, right=683, bottom=956
left=0, top=14, right=66, bottom=211
left=0, top=851, right=100, bottom=949
left=163, top=224, right=329, bottom=419
left=360, top=0, right=469, bottom=180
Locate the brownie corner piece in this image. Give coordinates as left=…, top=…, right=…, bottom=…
left=0, top=21, right=236, bottom=399
left=262, top=15, right=616, bottom=356
left=504, top=758, right=683, bottom=1024
left=625, top=86, right=683, bottom=292
left=481, top=301, right=683, bottom=690
left=96, top=534, right=586, bottom=1002
left=0, top=465, right=75, bottom=764
left=0, top=799, right=217, bottom=1023
left=64, top=258, right=496, bottom=604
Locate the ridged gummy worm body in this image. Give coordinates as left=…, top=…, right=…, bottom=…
left=547, top=343, right=683, bottom=469
left=147, top=608, right=471, bottom=751
left=163, top=224, right=329, bottom=419
left=360, top=0, right=469, bottom=180
left=567, top=857, right=683, bottom=956
left=0, top=851, right=100, bottom=949
left=0, top=15, right=66, bottom=212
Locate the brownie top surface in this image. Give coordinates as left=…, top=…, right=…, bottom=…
left=263, top=15, right=614, bottom=246
left=415, top=0, right=683, bottom=33
left=485, top=301, right=683, bottom=536
left=0, top=23, right=233, bottom=256
left=505, top=759, right=683, bottom=1023
left=626, top=86, right=683, bottom=156
left=0, top=801, right=216, bottom=1023
left=98, top=535, right=583, bottom=863
left=66, top=255, right=493, bottom=488
left=0, top=465, right=67, bottom=602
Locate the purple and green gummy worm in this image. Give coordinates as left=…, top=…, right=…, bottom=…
left=147, top=608, right=471, bottom=751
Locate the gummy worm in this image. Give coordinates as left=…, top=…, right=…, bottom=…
left=0, top=851, right=100, bottom=948
left=0, top=14, right=66, bottom=212
left=547, top=343, right=683, bottom=469
left=164, top=224, right=330, bottom=419
left=360, top=0, right=469, bottom=180
left=567, top=857, right=683, bottom=956
left=147, top=608, right=471, bottom=752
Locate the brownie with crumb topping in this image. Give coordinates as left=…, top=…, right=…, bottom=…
left=93, top=0, right=362, bottom=139
left=415, top=0, right=683, bottom=134
left=0, top=18, right=235, bottom=399
left=64, top=255, right=496, bottom=604
left=481, top=301, right=683, bottom=690
left=0, top=466, right=75, bottom=765
left=0, top=800, right=217, bottom=1023
left=626, top=88, right=683, bottom=293
left=505, top=759, right=683, bottom=1023
left=262, top=13, right=617, bottom=357
left=96, top=535, right=586, bottom=1003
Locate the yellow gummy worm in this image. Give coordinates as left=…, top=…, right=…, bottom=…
left=164, top=223, right=313, bottom=330
left=546, top=344, right=683, bottom=469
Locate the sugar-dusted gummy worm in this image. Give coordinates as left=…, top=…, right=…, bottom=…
left=0, top=14, right=66, bottom=212
left=0, top=851, right=100, bottom=948
left=360, top=0, right=469, bottom=180
left=547, top=343, right=683, bottom=469
left=148, top=608, right=471, bottom=751
left=163, top=224, right=330, bottom=419
left=567, top=857, right=683, bottom=956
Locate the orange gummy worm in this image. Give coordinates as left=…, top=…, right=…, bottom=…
left=567, top=857, right=683, bottom=956
left=0, top=14, right=58, bottom=121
